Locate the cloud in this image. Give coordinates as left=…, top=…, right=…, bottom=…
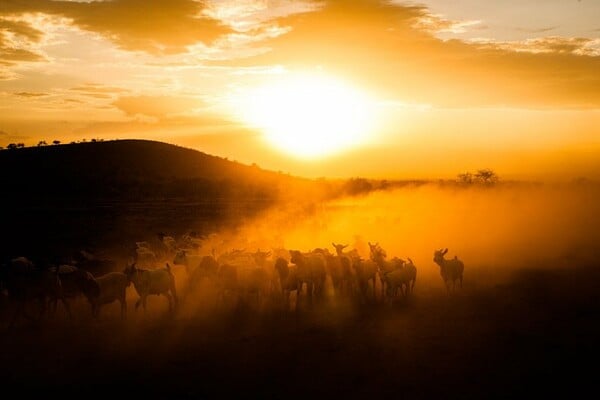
left=516, top=26, right=558, bottom=33
left=472, top=37, right=600, bottom=56
left=2, top=0, right=599, bottom=110
left=0, top=18, right=46, bottom=64
left=70, top=83, right=129, bottom=93
left=69, top=83, right=130, bottom=99
left=415, top=13, right=485, bottom=34
left=0, top=70, right=19, bottom=80
left=0, top=18, right=43, bottom=41
left=2, top=0, right=230, bottom=54
left=113, top=95, right=205, bottom=117
left=13, top=91, right=48, bottom=97
left=222, top=0, right=600, bottom=108
left=0, top=47, right=45, bottom=64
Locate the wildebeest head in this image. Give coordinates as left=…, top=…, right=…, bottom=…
left=289, top=250, right=302, bottom=265
left=79, top=270, right=100, bottom=299
left=123, top=262, right=139, bottom=282
left=331, top=243, right=348, bottom=256
left=433, top=248, right=448, bottom=264
left=252, top=249, right=271, bottom=267
left=173, top=249, right=187, bottom=265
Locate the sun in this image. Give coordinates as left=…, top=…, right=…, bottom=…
left=236, top=73, right=376, bottom=159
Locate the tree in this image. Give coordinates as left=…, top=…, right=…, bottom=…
left=344, top=177, right=373, bottom=195
left=16, top=143, right=25, bottom=148
left=457, top=172, right=473, bottom=184
left=474, top=168, right=499, bottom=185
left=7, top=143, right=17, bottom=150
left=52, top=140, right=61, bottom=145
left=37, top=140, right=47, bottom=147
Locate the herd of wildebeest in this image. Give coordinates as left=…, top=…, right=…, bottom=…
left=0, top=232, right=465, bottom=328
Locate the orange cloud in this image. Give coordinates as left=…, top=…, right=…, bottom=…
left=13, top=91, right=48, bottom=97
left=113, top=95, right=205, bottom=117
left=0, top=18, right=45, bottom=64
left=2, top=0, right=229, bottom=54
left=225, top=0, right=600, bottom=108
left=473, top=37, right=599, bottom=56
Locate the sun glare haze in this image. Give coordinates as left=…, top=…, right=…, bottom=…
left=234, top=72, right=376, bottom=159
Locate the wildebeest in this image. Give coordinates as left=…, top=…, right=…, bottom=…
left=124, top=262, right=178, bottom=312
left=289, top=250, right=326, bottom=304
left=1, top=257, right=63, bottom=328
left=433, top=248, right=464, bottom=292
left=49, top=264, right=100, bottom=318
left=91, top=271, right=131, bottom=319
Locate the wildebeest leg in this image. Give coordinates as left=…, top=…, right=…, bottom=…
left=61, top=298, right=72, bottom=319
left=36, top=297, right=47, bottom=321
left=164, top=292, right=173, bottom=311
left=49, top=297, right=58, bottom=316
left=8, top=301, right=25, bottom=329
left=120, top=298, right=127, bottom=319
left=283, top=290, right=289, bottom=311
left=460, top=276, right=463, bottom=289
left=170, top=283, right=178, bottom=308
left=135, top=296, right=143, bottom=311
left=212, top=288, right=220, bottom=310
left=373, top=275, right=377, bottom=303
left=297, top=282, right=303, bottom=308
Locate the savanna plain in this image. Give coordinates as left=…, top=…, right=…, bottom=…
left=1, top=144, right=598, bottom=399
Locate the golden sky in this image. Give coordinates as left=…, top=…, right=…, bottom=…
left=1, top=0, right=599, bottom=180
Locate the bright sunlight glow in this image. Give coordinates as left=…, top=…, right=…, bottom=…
left=237, top=73, right=376, bottom=159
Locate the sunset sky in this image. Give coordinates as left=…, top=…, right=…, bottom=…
left=1, top=0, right=599, bottom=180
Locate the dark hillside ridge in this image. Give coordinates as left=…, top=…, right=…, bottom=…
left=0, top=139, right=289, bottom=203
left=0, top=140, right=296, bottom=262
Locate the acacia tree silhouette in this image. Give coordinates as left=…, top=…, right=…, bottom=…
left=475, top=169, right=499, bottom=185
left=456, top=169, right=498, bottom=185
left=457, top=172, right=473, bottom=184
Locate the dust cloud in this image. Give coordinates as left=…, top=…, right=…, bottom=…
left=198, top=181, right=600, bottom=289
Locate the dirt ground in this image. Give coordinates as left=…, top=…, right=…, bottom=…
left=1, top=262, right=599, bottom=399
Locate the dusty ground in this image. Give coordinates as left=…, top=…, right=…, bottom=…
left=1, top=262, right=599, bottom=399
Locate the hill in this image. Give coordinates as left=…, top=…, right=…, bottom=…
left=0, top=140, right=304, bottom=261
left=0, top=139, right=295, bottom=203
